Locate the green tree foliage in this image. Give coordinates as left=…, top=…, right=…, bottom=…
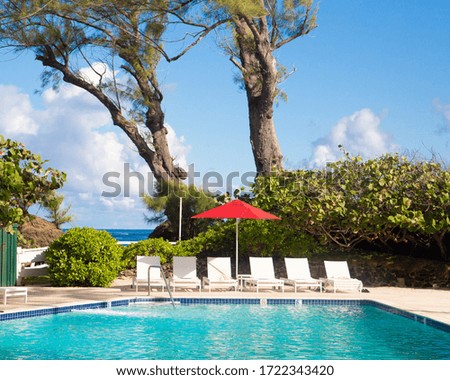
left=253, top=152, right=450, bottom=261
left=144, top=181, right=219, bottom=240
left=41, top=191, right=74, bottom=229
left=0, top=135, right=66, bottom=229
left=122, top=238, right=174, bottom=269
left=45, top=227, right=123, bottom=287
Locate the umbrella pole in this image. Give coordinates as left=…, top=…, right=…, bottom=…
left=236, top=218, right=239, bottom=279
left=178, top=196, right=182, bottom=241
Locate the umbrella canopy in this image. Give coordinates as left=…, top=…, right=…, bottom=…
left=192, top=199, right=280, bottom=220
left=192, top=199, right=280, bottom=278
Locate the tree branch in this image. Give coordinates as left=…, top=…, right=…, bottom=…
left=274, top=6, right=316, bottom=50
left=241, top=14, right=263, bottom=45
left=166, top=18, right=230, bottom=62
left=229, top=56, right=245, bottom=73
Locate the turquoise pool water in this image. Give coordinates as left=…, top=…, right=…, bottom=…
left=1, top=304, right=449, bottom=360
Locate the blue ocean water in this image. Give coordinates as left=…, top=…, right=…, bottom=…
left=62, top=229, right=153, bottom=242
left=102, top=229, right=153, bottom=242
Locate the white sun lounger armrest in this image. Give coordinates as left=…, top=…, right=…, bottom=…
left=244, top=277, right=285, bottom=293
left=321, top=277, right=363, bottom=293
left=282, top=277, right=323, bottom=293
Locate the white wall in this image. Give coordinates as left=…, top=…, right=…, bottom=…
left=16, top=247, right=49, bottom=285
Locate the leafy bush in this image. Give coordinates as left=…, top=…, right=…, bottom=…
left=170, top=219, right=235, bottom=257
left=122, top=238, right=174, bottom=269
left=253, top=152, right=450, bottom=261
left=0, top=135, right=66, bottom=230
left=238, top=219, right=322, bottom=257
left=172, top=217, right=321, bottom=258
left=46, top=227, right=123, bottom=287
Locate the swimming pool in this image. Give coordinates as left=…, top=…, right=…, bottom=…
left=1, top=300, right=449, bottom=360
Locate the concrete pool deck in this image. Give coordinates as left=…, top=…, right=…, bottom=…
left=1, top=280, right=449, bottom=326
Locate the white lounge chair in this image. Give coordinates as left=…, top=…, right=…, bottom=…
left=0, top=287, right=28, bottom=305
left=244, top=257, right=284, bottom=293
left=171, top=256, right=202, bottom=292
left=132, top=256, right=166, bottom=292
left=323, top=260, right=363, bottom=292
left=282, top=258, right=322, bottom=293
left=202, top=257, right=238, bottom=292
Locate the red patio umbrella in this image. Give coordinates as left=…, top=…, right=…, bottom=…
left=192, top=199, right=280, bottom=278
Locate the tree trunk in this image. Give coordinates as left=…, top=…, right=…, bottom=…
left=36, top=50, right=186, bottom=183
left=247, top=95, right=283, bottom=175
left=433, top=232, right=449, bottom=262
left=234, top=17, right=283, bottom=176
left=145, top=104, right=187, bottom=181
left=117, top=112, right=180, bottom=183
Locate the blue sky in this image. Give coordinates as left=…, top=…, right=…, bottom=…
left=1, top=0, right=449, bottom=229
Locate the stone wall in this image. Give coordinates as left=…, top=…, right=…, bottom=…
left=298, top=256, right=449, bottom=289
left=197, top=252, right=450, bottom=289
left=341, top=256, right=449, bottom=289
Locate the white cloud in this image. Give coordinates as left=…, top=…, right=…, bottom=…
left=0, top=85, right=40, bottom=136
left=78, top=62, right=115, bottom=86
left=433, top=99, right=450, bottom=133
left=100, top=196, right=137, bottom=211
left=310, top=108, right=398, bottom=167
left=0, top=73, right=190, bottom=228
left=78, top=193, right=92, bottom=201
left=166, top=124, right=190, bottom=170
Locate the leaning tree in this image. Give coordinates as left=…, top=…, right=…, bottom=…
left=0, top=0, right=224, bottom=182
left=1, top=1, right=318, bottom=180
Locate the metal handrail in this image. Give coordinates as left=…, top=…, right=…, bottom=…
left=148, top=265, right=176, bottom=308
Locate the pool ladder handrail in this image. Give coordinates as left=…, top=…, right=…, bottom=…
left=148, top=265, right=176, bottom=308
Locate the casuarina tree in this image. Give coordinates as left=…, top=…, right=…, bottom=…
left=207, top=0, right=318, bottom=175
left=0, top=1, right=222, bottom=182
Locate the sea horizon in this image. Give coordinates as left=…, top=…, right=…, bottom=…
left=100, top=228, right=154, bottom=242
left=63, top=228, right=153, bottom=242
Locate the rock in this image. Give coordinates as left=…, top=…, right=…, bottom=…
left=19, top=216, right=63, bottom=248
left=148, top=220, right=177, bottom=241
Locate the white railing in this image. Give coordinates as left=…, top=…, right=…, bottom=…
left=16, top=247, right=49, bottom=284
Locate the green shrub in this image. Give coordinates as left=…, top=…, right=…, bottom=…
left=171, top=218, right=321, bottom=258
left=253, top=152, right=450, bottom=261
left=238, top=219, right=322, bottom=257
left=172, top=221, right=234, bottom=257
left=173, top=237, right=205, bottom=257
left=46, top=227, right=123, bottom=287
left=122, top=238, right=174, bottom=269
